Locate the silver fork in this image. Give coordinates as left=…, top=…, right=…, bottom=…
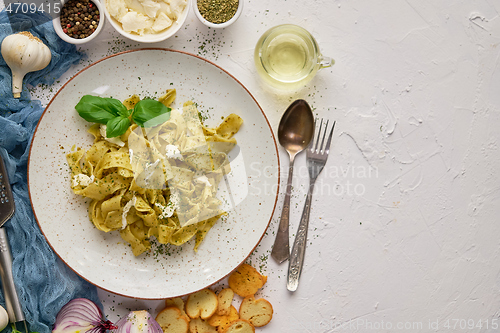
left=287, top=118, right=335, bottom=291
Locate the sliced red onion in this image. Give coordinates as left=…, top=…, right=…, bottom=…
left=53, top=298, right=117, bottom=333
left=113, top=311, right=163, bottom=333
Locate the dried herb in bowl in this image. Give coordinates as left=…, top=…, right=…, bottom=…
left=197, top=0, right=239, bottom=24
left=60, top=0, right=100, bottom=39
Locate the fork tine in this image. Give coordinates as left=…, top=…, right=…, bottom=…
left=324, top=121, right=336, bottom=154
left=319, top=119, right=329, bottom=153
left=309, top=118, right=316, bottom=151
left=314, top=118, right=323, bottom=152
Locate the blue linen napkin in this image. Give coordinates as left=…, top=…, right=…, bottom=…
left=0, top=10, right=101, bottom=333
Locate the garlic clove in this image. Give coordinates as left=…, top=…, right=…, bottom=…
left=1, top=31, right=52, bottom=98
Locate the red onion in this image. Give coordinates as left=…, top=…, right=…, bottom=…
left=114, top=311, right=163, bottom=333
left=53, top=298, right=117, bottom=333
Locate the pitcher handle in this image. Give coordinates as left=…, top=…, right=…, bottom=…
left=319, top=56, right=334, bottom=69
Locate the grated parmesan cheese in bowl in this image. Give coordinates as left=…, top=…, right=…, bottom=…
left=104, top=0, right=190, bottom=42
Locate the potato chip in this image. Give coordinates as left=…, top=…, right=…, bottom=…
left=239, top=296, right=273, bottom=327
left=186, top=289, right=218, bottom=320
left=217, top=288, right=234, bottom=316
left=221, top=319, right=255, bottom=333
left=228, top=264, right=267, bottom=297
left=155, top=306, right=189, bottom=333
left=165, top=297, right=188, bottom=319
left=189, top=318, right=217, bottom=333
left=208, top=305, right=239, bottom=332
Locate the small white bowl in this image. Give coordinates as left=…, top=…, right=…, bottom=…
left=193, top=0, right=243, bottom=28
left=102, top=0, right=191, bottom=43
left=53, top=0, right=105, bottom=44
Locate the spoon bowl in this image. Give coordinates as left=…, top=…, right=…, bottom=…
left=278, top=100, right=315, bottom=155
left=271, top=99, right=314, bottom=263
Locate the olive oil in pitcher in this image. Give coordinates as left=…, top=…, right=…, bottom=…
left=255, top=24, right=334, bottom=90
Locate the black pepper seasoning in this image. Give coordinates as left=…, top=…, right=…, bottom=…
left=60, top=0, right=100, bottom=39
left=197, top=0, right=239, bottom=24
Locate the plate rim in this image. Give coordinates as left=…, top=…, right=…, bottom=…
left=27, top=48, right=281, bottom=299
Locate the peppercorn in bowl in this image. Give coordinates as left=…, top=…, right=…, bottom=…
left=53, top=0, right=105, bottom=44
left=102, top=0, right=191, bottom=43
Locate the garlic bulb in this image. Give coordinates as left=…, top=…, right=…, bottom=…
left=1, top=31, right=52, bottom=98
left=0, top=305, right=8, bottom=331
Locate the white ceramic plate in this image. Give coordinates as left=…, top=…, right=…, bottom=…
left=28, top=49, right=280, bottom=299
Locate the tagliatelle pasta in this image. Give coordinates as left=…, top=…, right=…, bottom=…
left=67, top=90, right=243, bottom=256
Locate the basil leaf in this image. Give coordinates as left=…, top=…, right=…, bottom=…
left=106, top=116, right=131, bottom=138
left=75, top=95, right=129, bottom=124
left=109, top=98, right=131, bottom=117
left=132, top=99, right=171, bottom=127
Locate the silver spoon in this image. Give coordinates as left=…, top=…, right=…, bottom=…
left=271, top=99, right=314, bottom=263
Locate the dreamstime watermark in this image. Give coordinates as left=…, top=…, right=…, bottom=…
left=248, top=161, right=379, bottom=197
left=291, top=318, right=424, bottom=331
left=289, top=318, right=500, bottom=331
left=4, top=0, right=62, bottom=29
